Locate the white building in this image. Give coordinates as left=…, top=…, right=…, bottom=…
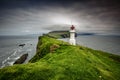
left=69, top=25, right=76, bottom=45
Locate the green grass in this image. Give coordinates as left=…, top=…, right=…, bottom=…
left=0, top=36, right=120, bottom=80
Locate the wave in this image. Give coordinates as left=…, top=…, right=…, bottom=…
left=0, top=40, right=36, bottom=68
left=0, top=44, right=29, bottom=68
left=1, top=48, right=21, bottom=68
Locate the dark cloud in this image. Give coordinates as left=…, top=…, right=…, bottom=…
left=0, top=0, right=120, bottom=35
left=0, top=0, right=118, bottom=9
left=0, top=0, right=85, bottom=8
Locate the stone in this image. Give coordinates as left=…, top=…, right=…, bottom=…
left=14, top=53, right=28, bottom=64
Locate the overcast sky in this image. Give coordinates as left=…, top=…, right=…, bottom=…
left=0, top=0, right=120, bottom=35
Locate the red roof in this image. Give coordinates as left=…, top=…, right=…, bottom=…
left=71, top=25, right=75, bottom=30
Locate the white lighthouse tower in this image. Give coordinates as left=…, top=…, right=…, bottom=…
left=69, top=25, right=76, bottom=45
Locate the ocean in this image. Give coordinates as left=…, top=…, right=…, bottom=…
left=0, top=36, right=38, bottom=68
left=60, top=35, right=120, bottom=55
left=0, top=35, right=120, bottom=68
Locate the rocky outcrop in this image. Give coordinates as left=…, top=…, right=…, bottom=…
left=50, top=44, right=60, bottom=53
left=19, top=44, right=25, bottom=47
left=14, top=53, right=28, bottom=64
left=61, top=34, right=69, bottom=38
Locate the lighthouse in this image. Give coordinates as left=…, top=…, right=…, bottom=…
left=69, top=25, right=76, bottom=45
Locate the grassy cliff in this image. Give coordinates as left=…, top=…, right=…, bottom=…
left=0, top=36, right=120, bottom=80
left=44, top=31, right=70, bottom=38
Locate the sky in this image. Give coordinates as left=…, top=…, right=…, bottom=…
left=0, top=0, right=120, bottom=35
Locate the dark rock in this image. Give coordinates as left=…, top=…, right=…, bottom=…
left=14, top=53, right=28, bottom=64
left=19, top=44, right=25, bottom=47
left=61, top=34, right=69, bottom=38
left=75, top=33, right=77, bottom=37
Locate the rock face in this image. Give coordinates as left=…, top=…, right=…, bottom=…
left=14, top=53, right=28, bottom=64
left=19, top=44, right=25, bottom=47
left=61, top=34, right=69, bottom=38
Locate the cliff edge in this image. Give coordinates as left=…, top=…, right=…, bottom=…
left=0, top=36, right=120, bottom=80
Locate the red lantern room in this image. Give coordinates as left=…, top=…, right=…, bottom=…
left=71, top=25, right=75, bottom=30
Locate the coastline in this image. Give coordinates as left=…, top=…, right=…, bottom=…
left=0, top=33, right=120, bottom=80
left=0, top=36, right=37, bottom=68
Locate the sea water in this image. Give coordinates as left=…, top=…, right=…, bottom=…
left=60, top=35, right=120, bottom=55
left=0, top=36, right=38, bottom=68
left=0, top=35, right=120, bottom=68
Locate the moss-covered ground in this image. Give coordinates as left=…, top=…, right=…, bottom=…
left=0, top=36, right=120, bottom=80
